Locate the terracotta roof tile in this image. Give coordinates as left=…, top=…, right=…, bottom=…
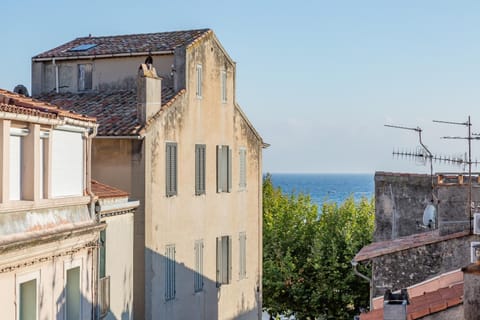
left=91, top=180, right=129, bottom=199
left=354, top=230, right=470, bottom=262
left=33, top=29, right=211, bottom=59
left=35, top=88, right=177, bottom=136
left=360, top=283, right=464, bottom=320
left=0, top=89, right=96, bottom=123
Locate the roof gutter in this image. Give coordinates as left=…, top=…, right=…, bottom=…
left=32, top=50, right=174, bottom=62
left=95, top=135, right=144, bottom=140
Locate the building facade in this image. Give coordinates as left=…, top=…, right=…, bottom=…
left=33, top=29, right=265, bottom=320
left=0, top=89, right=101, bottom=319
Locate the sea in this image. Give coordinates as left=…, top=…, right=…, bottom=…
left=268, top=173, right=374, bottom=206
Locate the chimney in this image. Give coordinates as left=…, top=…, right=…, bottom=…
left=462, top=246, right=480, bottom=320
left=137, top=64, right=161, bottom=124
left=383, top=289, right=409, bottom=320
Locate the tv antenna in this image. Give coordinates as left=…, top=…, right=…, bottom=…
left=385, top=124, right=437, bottom=229
left=433, top=116, right=480, bottom=233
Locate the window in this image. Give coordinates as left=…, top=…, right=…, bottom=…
left=9, top=134, right=22, bottom=200
left=99, top=230, right=110, bottom=318
left=239, top=232, right=247, bottom=280
left=216, top=145, right=232, bottom=193
left=51, top=129, right=84, bottom=197
left=196, top=64, right=202, bottom=98
left=216, top=235, right=232, bottom=286
left=66, top=267, right=81, bottom=320
left=195, top=144, right=206, bottom=195
left=166, top=143, right=177, bottom=197
left=165, top=245, right=176, bottom=301
left=221, top=70, right=227, bottom=103
left=100, top=230, right=106, bottom=279
left=194, top=240, right=204, bottom=292
left=239, top=148, right=247, bottom=190
left=78, top=64, right=92, bottom=91
left=69, top=44, right=97, bottom=52
left=18, top=277, right=37, bottom=320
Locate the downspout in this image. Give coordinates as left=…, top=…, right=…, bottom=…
left=53, top=58, right=59, bottom=93
left=351, top=260, right=373, bottom=311
left=85, top=125, right=100, bottom=319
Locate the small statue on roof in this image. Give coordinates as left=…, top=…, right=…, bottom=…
left=145, top=50, right=153, bottom=69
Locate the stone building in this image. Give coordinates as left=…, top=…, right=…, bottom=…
left=32, top=29, right=265, bottom=320
left=355, top=171, right=480, bottom=318
left=0, top=89, right=101, bottom=319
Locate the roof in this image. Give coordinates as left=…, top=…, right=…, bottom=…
left=91, top=180, right=129, bottom=199
left=354, top=230, right=470, bottom=262
left=35, top=88, right=178, bottom=136
left=360, top=282, right=463, bottom=320
left=0, top=89, right=96, bottom=123
left=33, top=29, right=211, bottom=60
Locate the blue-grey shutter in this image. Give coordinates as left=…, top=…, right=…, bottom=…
left=228, top=235, right=232, bottom=283
left=239, top=148, right=246, bottom=189
left=165, top=245, right=176, bottom=300
left=195, top=145, right=200, bottom=195
left=216, top=237, right=222, bottom=286
left=166, top=143, right=177, bottom=196
left=216, top=146, right=222, bottom=193
left=227, top=147, right=232, bottom=192
left=194, top=240, right=204, bottom=292
left=195, top=145, right=206, bottom=195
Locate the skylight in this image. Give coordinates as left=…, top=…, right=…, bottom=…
left=68, top=44, right=97, bottom=52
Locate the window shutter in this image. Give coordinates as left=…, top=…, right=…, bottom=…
left=166, top=143, right=177, bottom=196
left=239, top=148, right=246, bottom=189
left=195, top=145, right=200, bottom=194
left=200, top=146, right=205, bottom=193
left=227, top=147, right=232, bottom=192
left=216, top=237, right=222, bottom=286
left=216, top=146, right=222, bottom=193
left=228, top=236, right=232, bottom=283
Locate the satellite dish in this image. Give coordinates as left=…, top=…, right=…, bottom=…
left=423, top=204, right=436, bottom=228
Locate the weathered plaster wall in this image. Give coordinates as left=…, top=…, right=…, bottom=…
left=375, top=173, right=434, bottom=241
left=372, top=234, right=477, bottom=297
left=32, top=55, right=174, bottom=95
left=143, top=33, right=262, bottom=320
left=375, top=172, right=480, bottom=240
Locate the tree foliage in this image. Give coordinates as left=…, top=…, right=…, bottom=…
left=263, top=174, right=375, bottom=320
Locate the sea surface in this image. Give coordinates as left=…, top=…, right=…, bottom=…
left=268, top=173, right=374, bottom=206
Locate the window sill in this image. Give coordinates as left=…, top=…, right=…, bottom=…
left=0, top=196, right=90, bottom=214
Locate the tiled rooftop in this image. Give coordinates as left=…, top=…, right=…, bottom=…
left=33, top=29, right=211, bottom=59
left=0, top=89, right=96, bottom=123
left=353, top=230, right=470, bottom=262
left=35, top=87, right=178, bottom=136
left=91, top=180, right=129, bottom=199
left=360, top=282, right=463, bottom=320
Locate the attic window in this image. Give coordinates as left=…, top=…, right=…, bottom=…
left=68, top=44, right=97, bottom=52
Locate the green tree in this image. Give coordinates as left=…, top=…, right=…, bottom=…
left=262, top=174, right=374, bottom=320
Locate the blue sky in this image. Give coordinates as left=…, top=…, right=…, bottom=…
left=2, top=1, right=480, bottom=173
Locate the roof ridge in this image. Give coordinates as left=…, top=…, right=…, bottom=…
left=75, top=28, right=211, bottom=40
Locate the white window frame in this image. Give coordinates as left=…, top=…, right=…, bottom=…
left=64, top=259, right=83, bottom=320
left=239, top=147, right=247, bottom=190
left=221, top=70, right=227, bottom=103
left=239, top=232, right=247, bottom=280
left=194, top=240, right=204, bottom=292
left=77, top=63, right=93, bottom=91
left=16, top=270, right=40, bottom=320
left=196, top=64, right=203, bottom=98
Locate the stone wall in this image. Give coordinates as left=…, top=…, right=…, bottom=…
left=375, top=172, right=480, bottom=241
left=375, top=172, right=434, bottom=241
left=372, top=234, right=477, bottom=297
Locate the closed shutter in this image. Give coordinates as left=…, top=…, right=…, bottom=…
left=165, top=245, right=176, bottom=300
left=216, top=146, right=222, bottom=193
left=239, top=148, right=246, bottom=189
left=227, top=147, right=232, bottom=192
left=239, top=232, right=246, bottom=279
left=216, top=237, right=222, bottom=285
left=228, top=235, right=232, bottom=283
left=166, top=143, right=177, bottom=196
left=194, top=240, right=204, bottom=292
left=195, top=145, right=206, bottom=195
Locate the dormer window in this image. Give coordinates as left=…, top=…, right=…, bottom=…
left=78, top=64, right=92, bottom=91
left=68, top=44, right=97, bottom=52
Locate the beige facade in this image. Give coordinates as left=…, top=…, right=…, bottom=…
left=0, top=89, right=101, bottom=320
left=33, top=29, right=264, bottom=320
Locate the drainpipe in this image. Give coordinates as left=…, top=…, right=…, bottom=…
left=351, top=260, right=373, bottom=311
left=53, top=58, right=59, bottom=93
